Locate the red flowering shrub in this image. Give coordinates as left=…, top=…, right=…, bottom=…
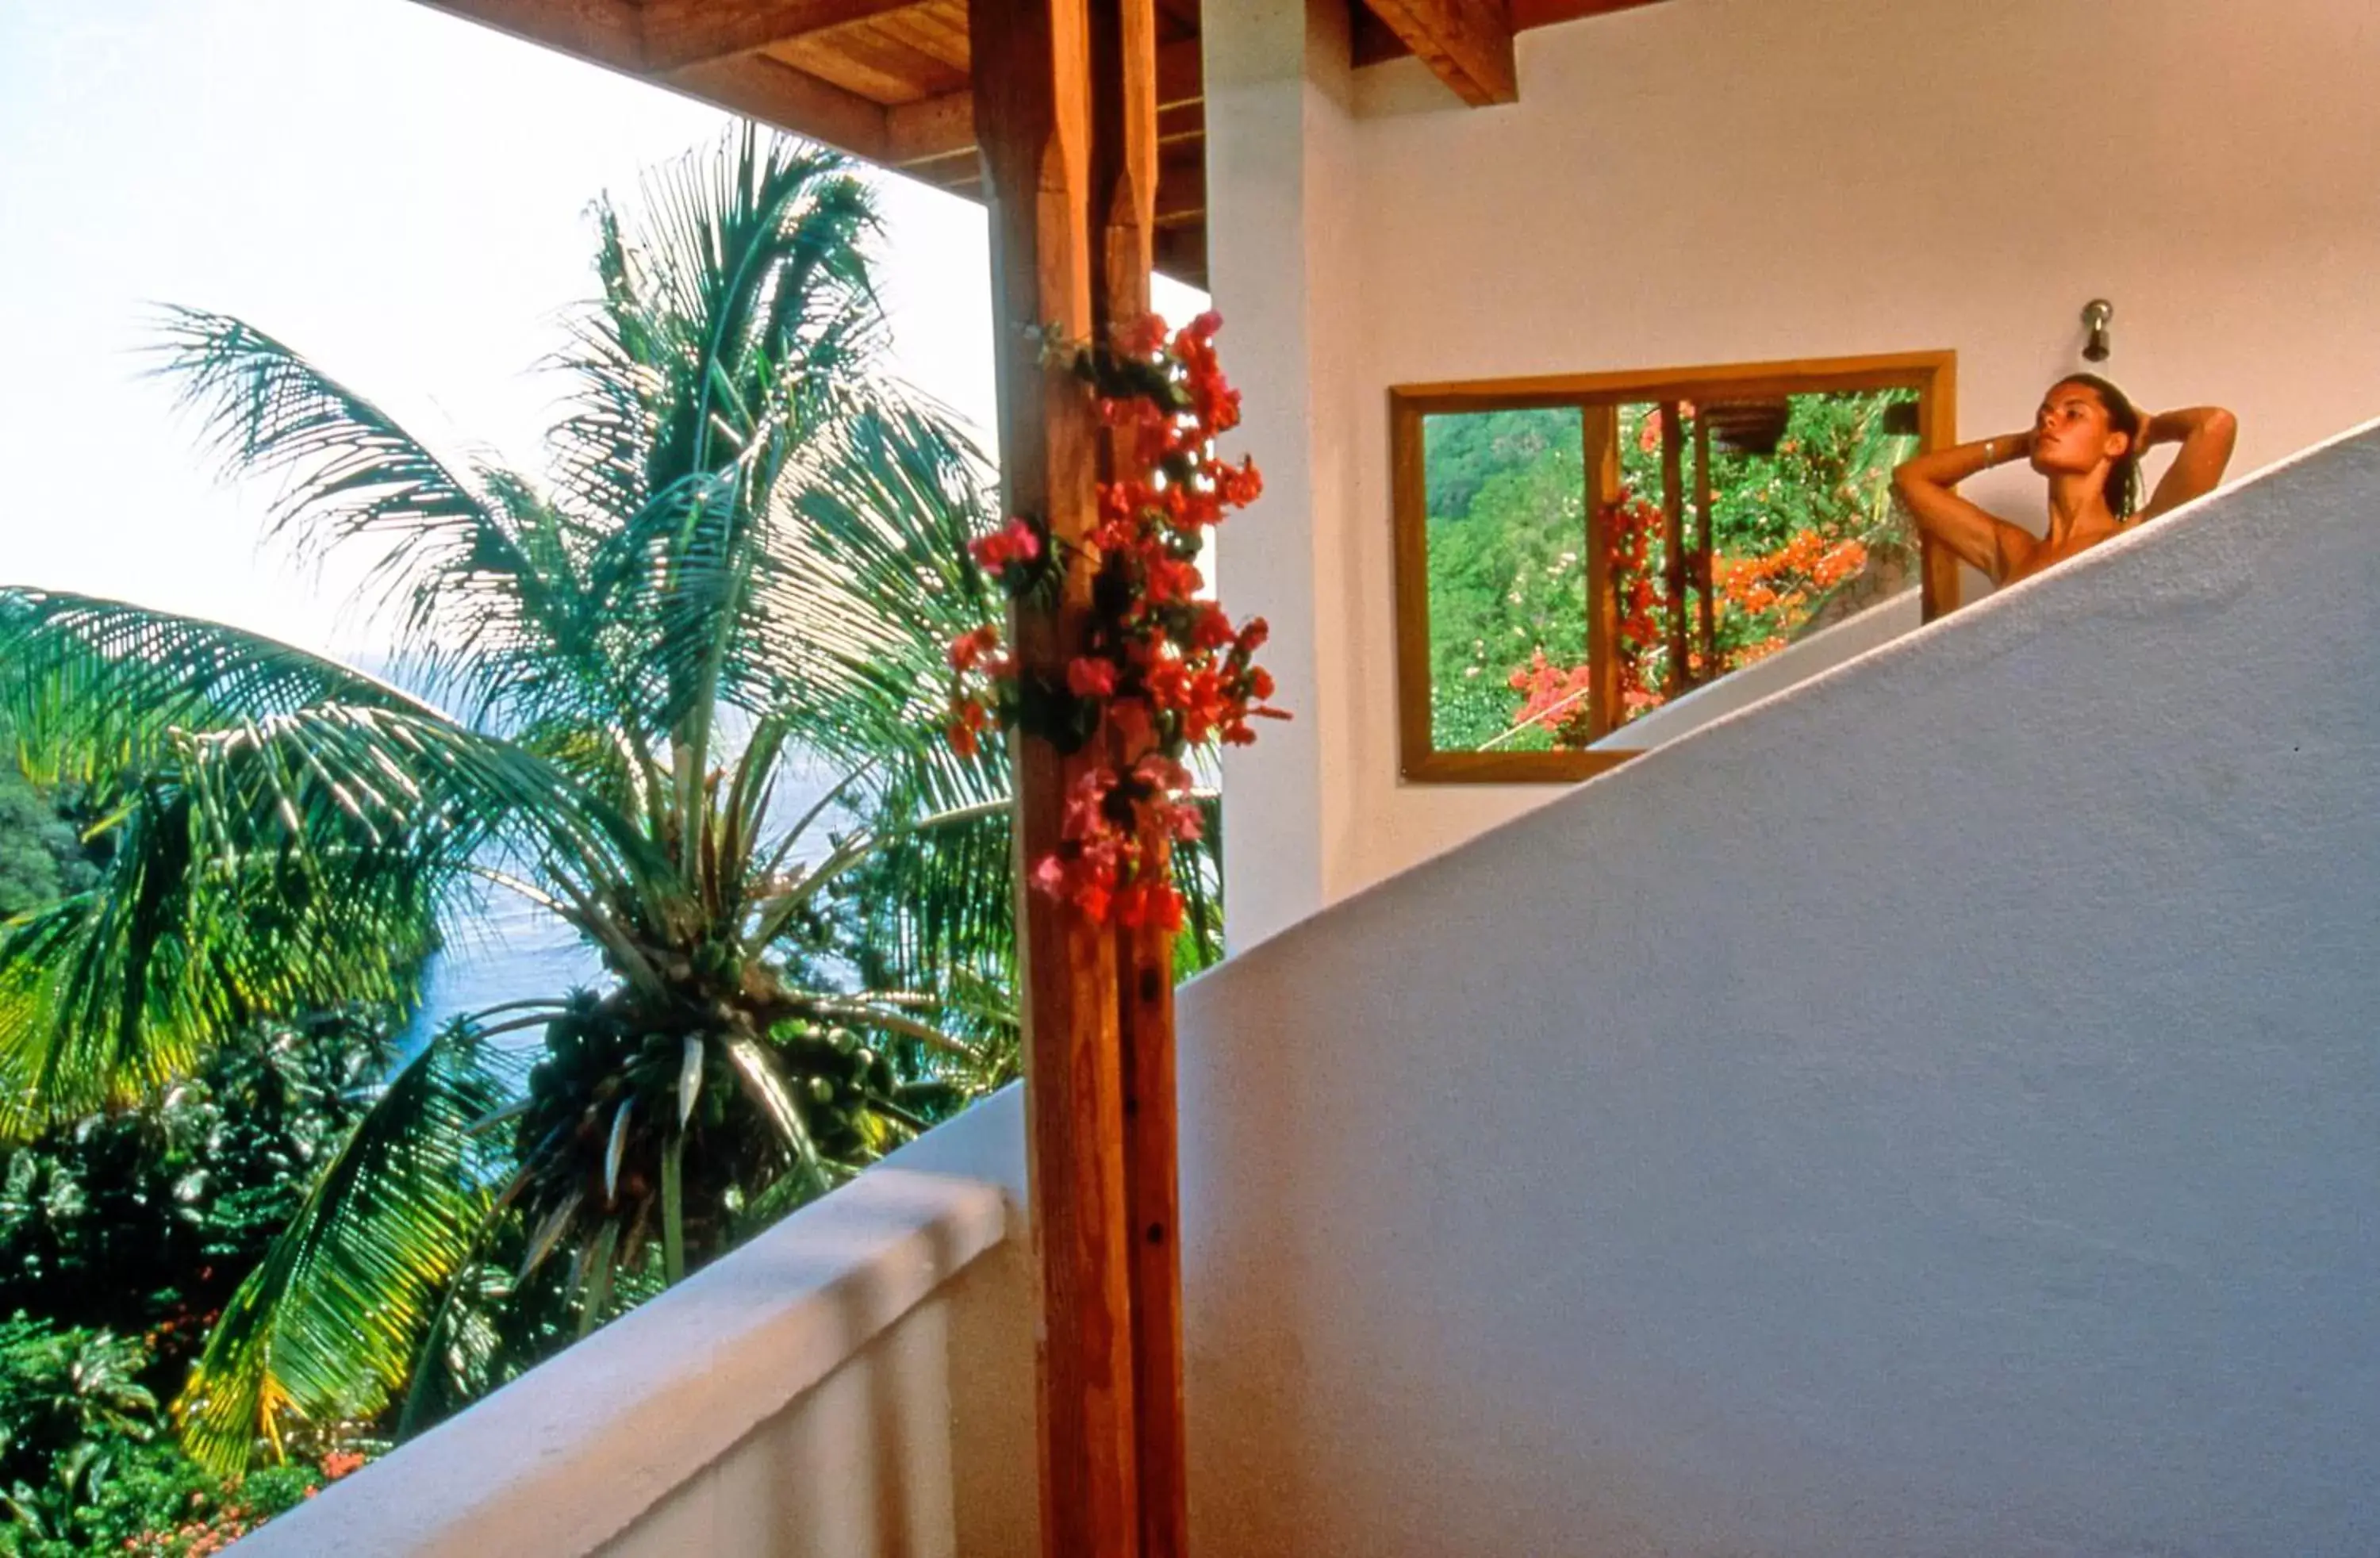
left=946, top=312, right=1285, bottom=929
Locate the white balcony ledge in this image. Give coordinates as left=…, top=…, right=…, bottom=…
left=235, top=1087, right=1034, bottom=1558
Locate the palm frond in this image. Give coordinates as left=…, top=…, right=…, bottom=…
left=149, top=309, right=621, bottom=731
left=175, top=1024, right=506, bottom=1475
left=0, top=589, right=433, bottom=785
left=0, top=703, right=653, bottom=1130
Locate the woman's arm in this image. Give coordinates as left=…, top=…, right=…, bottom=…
left=1893, top=433, right=2040, bottom=585
left=2136, top=405, right=2239, bottom=521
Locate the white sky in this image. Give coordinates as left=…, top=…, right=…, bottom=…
left=0, top=0, right=1198, bottom=658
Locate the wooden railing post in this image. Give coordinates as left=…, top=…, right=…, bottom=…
left=968, top=0, right=1141, bottom=1552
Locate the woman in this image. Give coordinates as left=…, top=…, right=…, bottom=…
left=1893, top=374, right=2237, bottom=587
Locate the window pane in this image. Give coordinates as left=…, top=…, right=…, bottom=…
left=1609, top=389, right=1919, bottom=723
left=1420, top=407, right=1590, bottom=752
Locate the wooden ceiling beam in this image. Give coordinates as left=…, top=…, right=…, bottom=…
left=665, top=52, right=895, bottom=159
left=640, top=0, right=933, bottom=74
left=416, top=0, right=892, bottom=160
left=1358, top=0, right=1516, bottom=105
left=886, top=35, right=1202, bottom=164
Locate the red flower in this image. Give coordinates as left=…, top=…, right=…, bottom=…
left=1190, top=604, right=1235, bottom=650
left=1219, top=457, right=1262, bottom=506
left=1113, top=878, right=1186, bottom=931
left=945, top=700, right=988, bottom=758
left=1067, top=655, right=1119, bottom=697
left=948, top=624, right=1001, bottom=672
left=969, top=516, right=1043, bottom=578
left=1119, top=313, right=1169, bottom=356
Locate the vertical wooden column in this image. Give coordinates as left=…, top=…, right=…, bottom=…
left=1917, top=377, right=1963, bottom=623
left=1657, top=401, right=1687, bottom=695
left=1084, top=0, right=1188, bottom=1555
left=969, top=1, right=1141, bottom=1552
left=1581, top=405, right=1620, bottom=741
left=1692, top=412, right=1714, bottom=677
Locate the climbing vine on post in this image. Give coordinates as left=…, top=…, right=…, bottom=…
left=947, top=311, right=1284, bottom=930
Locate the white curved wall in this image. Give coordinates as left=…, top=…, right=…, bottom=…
left=1177, top=425, right=2380, bottom=1555
left=1211, top=0, right=2380, bottom=943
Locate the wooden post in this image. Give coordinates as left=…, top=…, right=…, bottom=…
left=1582, top=405, right=1619, bottom=741
left=1692, top=410, right=1714, bottom=679
left=1085, top=0, right=1188, bottom=1554
left=1658, top=400, right=1687, bottom=695
left=968, top=0, right=1141, bottom=1552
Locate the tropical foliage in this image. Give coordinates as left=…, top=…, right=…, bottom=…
left=1423, top=392, right=1919, bottom=750
left=0, top=1002, right=397, bottom=1556
left=0, top=127, right=1201, bottom=1489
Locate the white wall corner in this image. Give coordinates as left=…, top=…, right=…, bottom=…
left=1207, top=0, right=1364, bottom=950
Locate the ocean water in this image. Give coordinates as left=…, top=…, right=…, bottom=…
left=400, top=892, right=606, bottom=1056
left=397, top=758, right=850, bottom=1057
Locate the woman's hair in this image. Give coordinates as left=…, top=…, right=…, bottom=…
left=2054, top=372, right=2144, bottom=519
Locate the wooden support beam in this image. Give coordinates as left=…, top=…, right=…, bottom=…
left=1358, top=0, right=1517, bottom=104
left=1085, top=0, right=1187, bottom=1550
left=889, top=36, right=1201, bottom=164
left=969, top=0, right=1140, bottom=1552
left=1658, top=400, right=1687, bottom=695
left=1693, top=410, right=1714, bottom=680
left=419, top=0, right=893, bottom=163
left=1583, top=405, right=1620, bottom=739
left=641, top=0, right=931, bottom=73
left=666, top=52, right=894, bottom=161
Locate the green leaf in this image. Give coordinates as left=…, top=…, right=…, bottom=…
left=174, top=1027, right=505, bottom=1475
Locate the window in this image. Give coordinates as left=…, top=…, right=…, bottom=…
left=1392, top=352, right=1957, bottom=782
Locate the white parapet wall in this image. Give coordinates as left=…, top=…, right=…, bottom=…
left=1177, top=423, right=2380, bottom=1556
left=232, top=1087, right=1037, bottom=1558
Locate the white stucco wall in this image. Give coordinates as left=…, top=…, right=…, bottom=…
left=1208, top=0, right=2380, bottom=941
left=1177, top=424, right=2380, bottom=1555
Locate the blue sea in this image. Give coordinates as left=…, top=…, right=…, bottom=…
left=394, top=756, right=848, bottom=1057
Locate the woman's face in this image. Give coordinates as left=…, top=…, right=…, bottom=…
left=2029, top=381, right=2129, bottom=475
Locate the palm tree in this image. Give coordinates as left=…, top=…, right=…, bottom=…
left=0, top=128, right=1119, bottom=1472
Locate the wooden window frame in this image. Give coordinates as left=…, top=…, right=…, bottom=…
left=1391, top=350, right=1959, bottom=784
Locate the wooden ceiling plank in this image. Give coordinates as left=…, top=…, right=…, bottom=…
left=666, top=52, right=894, bottom=159
left=769, top=25, right=960, bottom=103
left=1153, top=159, right=1205, bottom=228
left=1359, top=0, right=1515, bottom=105
left=1157, top=100, right=1203, bottom=148
left=869, top=6, right=974, bottom=71
left=885, top=35, right=1201, bottom=163
left=642, top=0, right=929, bottom=74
